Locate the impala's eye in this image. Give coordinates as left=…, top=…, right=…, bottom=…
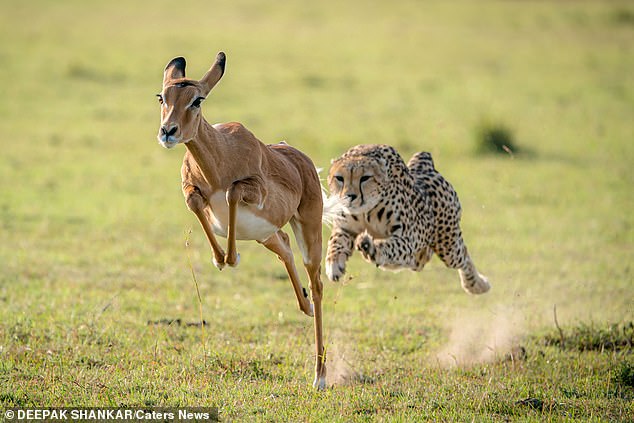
left=334, top=175, right=344, bottom=183
left=191, top=96, right=205, bottom=108
left=360, top=175, right=371, bottom=183
left=156, top=94, right=164, bottom=104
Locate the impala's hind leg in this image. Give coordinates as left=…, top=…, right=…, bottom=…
left=434, top=227, right=490, bottom=295
left=259, top=231, right=313, bottom=317
left=290, top=217, right=326, bottom=390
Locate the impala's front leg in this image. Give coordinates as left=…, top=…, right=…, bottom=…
left=225, top=185, right=242, bottom=267
left=225, top=179, right=267, bottom=267
left=184, top=185, right=226, bottom=270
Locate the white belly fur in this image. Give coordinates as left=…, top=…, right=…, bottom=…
left=208, top=191, right=278, bottom=241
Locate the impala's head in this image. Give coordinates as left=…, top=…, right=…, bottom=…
left=156, top=52, right=226, bottom=148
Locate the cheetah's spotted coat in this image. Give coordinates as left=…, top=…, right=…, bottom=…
left=325, top=144, right=490, bottom=294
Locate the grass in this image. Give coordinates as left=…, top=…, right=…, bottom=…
left=539, top=321, right=633, bottom=352
left=1, top=0, right=633, bottom=420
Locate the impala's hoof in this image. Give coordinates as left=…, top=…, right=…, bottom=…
left=301, top=302, right=314, bottom=318
left=313, top=376, right=326, bottom=391
left=226, top=252, right=240, bottom=268
left=212, top=256, right=226, bottom=270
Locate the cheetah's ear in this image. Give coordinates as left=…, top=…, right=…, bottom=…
left=330, top=155, right=346, bottom=168
left=327, top=157, right=342, bottom=184
left=370, top=158, right=389, bottom=185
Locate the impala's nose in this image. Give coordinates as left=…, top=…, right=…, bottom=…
left=161, top=125, right=178, bottom=137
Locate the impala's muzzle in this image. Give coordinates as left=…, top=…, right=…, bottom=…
left=158, top=124, right=180, bottom=148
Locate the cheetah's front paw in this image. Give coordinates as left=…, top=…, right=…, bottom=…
left=326, top=254, right=347, bottom=282
left=355, top=233, right=376, bottom=262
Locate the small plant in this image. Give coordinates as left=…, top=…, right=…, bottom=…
left=611, top=8, right=634, bottom=27
left=474, top=119, right=518, bottom=156
left=539, top=321, right=634, bottom=352
left=614, top=361, right=634, bottom=389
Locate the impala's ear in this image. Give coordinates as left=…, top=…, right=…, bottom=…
left=163, top=57, right=186, bottom=85
left=200, top=52, right=226, bottom=95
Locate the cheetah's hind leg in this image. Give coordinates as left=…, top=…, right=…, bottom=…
left=458, top=257, right=490, bottom=295
left=434, top=233, right=490, bottom=295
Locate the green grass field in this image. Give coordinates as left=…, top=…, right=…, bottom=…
left=1, top=0, right=633, bottom=421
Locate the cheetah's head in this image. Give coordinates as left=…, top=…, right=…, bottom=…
left=328, top=154, right=388, bottom=214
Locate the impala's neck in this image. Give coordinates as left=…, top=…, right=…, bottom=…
left=184, top=118, right=226, bottom=189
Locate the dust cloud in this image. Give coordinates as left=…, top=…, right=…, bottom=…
left=325, top=333, right=359, bottom=386
left=432, top=304, right=526, bottom=367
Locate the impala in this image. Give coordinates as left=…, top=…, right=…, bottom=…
left=156, top=52, right=327, bottom=389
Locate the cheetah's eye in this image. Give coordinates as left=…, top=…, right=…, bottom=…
left=360, top=175, right=371, bottom=183
left=334, top=175, right=344, bottom=183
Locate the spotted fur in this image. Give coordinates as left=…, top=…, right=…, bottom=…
left=325, top=144, right=490, bottom=294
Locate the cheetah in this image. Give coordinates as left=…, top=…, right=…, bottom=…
left=325, top=144, right=490, bottom=294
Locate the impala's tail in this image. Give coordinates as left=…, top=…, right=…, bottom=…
left=322, top=191, right=345, bottom=226
left=317, top=167, right=345, bottom=226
